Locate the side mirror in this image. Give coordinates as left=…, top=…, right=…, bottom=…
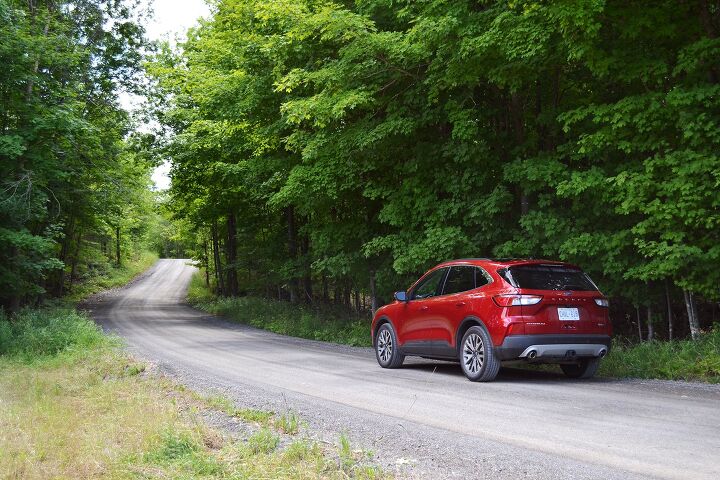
left=394, top=291, right=408, bottom=302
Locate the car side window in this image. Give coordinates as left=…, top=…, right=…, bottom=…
left=442, top=266, right=476, bottom=295
left=475, top=267, right=491, bottom=288
left=412, top=268, right=448, bottom=300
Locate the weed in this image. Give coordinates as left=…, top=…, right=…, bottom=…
left=236, top=408, right=275, bottom=425
left=247, top=428, right=280, bottom=454
left=125, top=362, right=146, bottom=376
left=154, top=430, right=200, bottom=461
left=338, top=432, right=355, bottom=472
left=283, top=439, right=321, bottom=462
left=275, top=411, right=300, bottom=435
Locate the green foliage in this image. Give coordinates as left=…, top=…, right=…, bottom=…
left=65, top=250, right=158, bottom=302
left=148, top=0, right=719, bottom=340
left=246, top=428, right=280, bottom=455
left=197, top=295, right=371, bottom=347
left=190, top=273, right=371, bottom=346
left=0, top=308, right=111, bottom=359
left=600, top=326, right=720, bottom=382
left=275, top=411, right=300, bottom=435
left=0, top=0, right=157, bottom=309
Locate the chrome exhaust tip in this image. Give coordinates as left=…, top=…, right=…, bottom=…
left=527, top=350, right=538, bottom=359
left=598, top=348, right=607, bottom=358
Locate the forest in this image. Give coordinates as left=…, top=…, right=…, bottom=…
left=0, top=0, right=178, bottom=309
left=2, top=0, right=720, bottom=342
left=150, top=0, right=720, bottom=341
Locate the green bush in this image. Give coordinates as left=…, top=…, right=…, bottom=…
left=600, top=325, right=720, bottom=382
left=188, top=273, right=372, bottom=347
left=0, top=308, right=110, bottom=359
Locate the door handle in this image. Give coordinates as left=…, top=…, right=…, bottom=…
left=420, top=305, right=429, bottom=311
left=456, top=302, right=466, bottom=307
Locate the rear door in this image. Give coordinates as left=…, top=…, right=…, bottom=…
left=433, top=265, right=477, bottom=346
left=500, top=264, right=608, bottom=335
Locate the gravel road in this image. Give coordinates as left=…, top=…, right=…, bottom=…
left=88, top=259, right=720, bottom=479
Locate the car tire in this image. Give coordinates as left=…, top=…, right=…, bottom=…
left=560, top=358, right=600, bottom=379
left=459, top=325, right=500, bottom=382
left=375, top=323, right=404, bottom=369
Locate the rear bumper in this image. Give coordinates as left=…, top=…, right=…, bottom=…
left=495, top=334, right=612, bottom=361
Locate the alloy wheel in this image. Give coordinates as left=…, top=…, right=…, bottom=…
left=463, top=333, right=485, bottom=374
left=377, top=329, right=392, bottom=363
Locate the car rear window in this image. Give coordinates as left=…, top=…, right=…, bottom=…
left=499, top=265, right=598, bottom=291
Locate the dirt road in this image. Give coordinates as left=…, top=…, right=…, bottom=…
left=89, top=259, right=720, bottom=479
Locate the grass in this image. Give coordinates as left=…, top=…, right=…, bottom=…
left=66, top=250, right=158, bottom=302
left=0, top=307, right=113, bottom=358
left=199, top=392, right=302, bottom=434
left=0, top=307, right=390, bottom=479
left=188, top=272, right=371, bottom=347
left=599, top=326, right=720, bottom=382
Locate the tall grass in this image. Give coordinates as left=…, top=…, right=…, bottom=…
left=0, top=305, right=389, bottom=478
left=0, top=308, right=112, bottom=360
left=600, top=326, right=720, bottom=382
left=188, top=272, right=372, bottom=347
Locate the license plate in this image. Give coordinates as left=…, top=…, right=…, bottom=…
left=558, top=307, right=580, bottom=321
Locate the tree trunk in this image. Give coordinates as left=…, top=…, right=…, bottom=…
left=211, top=221, right=225, bottom=296
left=300, top=233, right=312, bottom=303
left=68, top=229, right=83, bottom=287
left=344, top=280, right=351, bottom=308
left=683, top=290, right=701, bottom=340
left=665, top=280, right=674, bottom=341
left=646, top=305, right=654, bottom=341
left=225, top=213, right=238, bottom=297
left=286, top=207, right=299, bottom=303
left=203, top=239, right=210, bottom=287
left=53, top=214, right=75, bottom=296
left=322, top=274, right=329, bottom=302
left=699, top=0, right=719, bottom=83
left=370, top=270, right=378, bottom=314
left=636, top=305, right=642, bottom=342
left=115, top=225, right=121, bottom=266
left=334, top=284, right=341, bottom=305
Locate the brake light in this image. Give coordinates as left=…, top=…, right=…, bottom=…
left=594, top=298, right=609, bottom=307
left=493, top=294, right=543, bottom=307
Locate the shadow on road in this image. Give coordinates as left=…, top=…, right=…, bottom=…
left=400, top=360, right=587, bottom=383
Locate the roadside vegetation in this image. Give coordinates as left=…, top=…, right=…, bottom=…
left=191, top=272, right=720, bottom=382
left=65, top=250, right=159, bottom=302
left=599, top=328, right=720, bottom=383
left=0, top=307, right=388, bottom=479
left=189, top=272, right=371, bottom=347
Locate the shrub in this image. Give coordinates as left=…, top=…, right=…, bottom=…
left=188, top=272, right=372, bottom=347
left=0, top=308, right=110, bottom=359
left=600, top=324, right=720, bottom=382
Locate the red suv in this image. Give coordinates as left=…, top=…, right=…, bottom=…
left=371, top=259, right=612, bottom=381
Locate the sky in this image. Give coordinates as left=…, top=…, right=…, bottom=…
left=125, top=0, right=211, bottom=190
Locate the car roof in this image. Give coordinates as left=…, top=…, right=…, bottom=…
left=436, top=258, right=580, bottom=269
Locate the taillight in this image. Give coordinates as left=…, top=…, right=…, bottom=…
left=594, top=298, right=609, bottom=307
left=493, top=294, right=543, bottom=307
